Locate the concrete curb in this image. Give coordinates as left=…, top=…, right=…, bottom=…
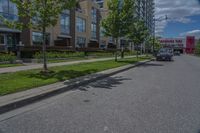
left=0, top=59, right=152, bottom=114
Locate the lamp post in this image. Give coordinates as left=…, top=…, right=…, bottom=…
left=153, top=15, right=168, bottom=55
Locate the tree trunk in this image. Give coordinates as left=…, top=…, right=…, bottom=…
left=42, top=26, right=48, bottom=72
left=115, top=38, right=118, bottom=62
left=121, top=44, right=124, bottom=59
left=136, top=44, right=139, bottom=60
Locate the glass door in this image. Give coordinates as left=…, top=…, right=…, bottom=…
left=6, top=34, right=14, bottom=47
left=0, top=34, right=5, bottom=45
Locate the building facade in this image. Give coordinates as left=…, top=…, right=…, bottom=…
left=135, top=0, right=155, bottom=35
left=159, top=36, right=198, bottom=54
left=0, top=0, right=20, bottom=52
left=0, top=0, right=155, bottom=55
left=96, top=0, right=155, bottom=50
left=95, top=0, right=115, bottom=49
left=77, top=0, right=100, bottom=49
left=0, top=0, right=101, bottom=54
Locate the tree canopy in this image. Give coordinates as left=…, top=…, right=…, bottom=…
left=0, top=0, right=77, bottom=71
left=127, top=20, right=149, bottom=45
left=101, top=0, right=135, bottom=40
left=195, top=39, right=200, bottom=55
left=0, top=0, right=77, bottom=30
left=101, top=0, right=135, bottom=61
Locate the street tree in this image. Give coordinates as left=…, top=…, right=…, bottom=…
left=0, top=0, right=76, bottom=72
left=127, top=20, right=149, bottom=59
left=195, top=39, right=200, bottom=55
left=101, top=0, right=135, bottom=61
left=146, top=36, right=161, bottom=53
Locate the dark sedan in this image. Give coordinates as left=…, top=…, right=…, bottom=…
left=174, top=51, right=181, bottom=56
left=156, top=48, right=173, bottom=61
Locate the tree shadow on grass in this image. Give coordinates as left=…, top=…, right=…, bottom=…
left=28, top=69, right=98, bottom=81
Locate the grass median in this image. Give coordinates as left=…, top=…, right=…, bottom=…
left=0, top=56, right=151, bottom=96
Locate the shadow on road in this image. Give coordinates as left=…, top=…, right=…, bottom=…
left=138, top=63, right=164, bottom=67
left=78, top=76, right=131, bottom=91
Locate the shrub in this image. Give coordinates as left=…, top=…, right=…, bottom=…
left=195, top=40, right=200, bottom=55
left=124, top=51, right=137, bottom=56
left=0, top=53, right=16, bottom=62
left=87, top=51, right=114, bottom=57
left=33, top=51, right=85, bottom=59
left=21, top=51, right=37, bottom=58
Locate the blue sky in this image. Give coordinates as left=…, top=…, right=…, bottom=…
left=155, top=0, right=200, bottom=39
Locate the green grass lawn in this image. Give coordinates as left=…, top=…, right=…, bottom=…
left=47, top=57, right=87, bottom=63
left=0, top=63, right=24, bottom=68
left=38, top=51, right=137, bottom=63
left=47, top=56, right=114, bottom=63
left=0, top=57, right=151, bottom=96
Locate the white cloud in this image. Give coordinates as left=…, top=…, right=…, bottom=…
left=180, top=30, right=200, bottom=39
left=155, top=0, right=200, bottom=36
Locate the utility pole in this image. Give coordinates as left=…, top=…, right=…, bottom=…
left=153, top=15, right=168, bottom=55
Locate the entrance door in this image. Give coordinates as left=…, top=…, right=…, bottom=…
left=7, top=34, right=15, bottom=47
left=0, top=34, right=5, bottom=45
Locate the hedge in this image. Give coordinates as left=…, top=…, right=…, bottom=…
left=0, top=53, right=16, bottom=62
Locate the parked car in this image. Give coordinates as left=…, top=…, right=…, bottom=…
left=174, top=51, right=180, bottom=56
left=156, top=48, right=173, bottom=61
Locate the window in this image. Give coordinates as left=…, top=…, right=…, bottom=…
left=32, top=32, right=50, bottom=45
left=91, top=8, right=97, bottom=23
left=0, top=34, right=4, bottom=45
left=76, top=37, right=86, bottom=48
left=91, top=23, right=97, bottom=39
left=76, top=17, right=86, bottom=32
left=32, top=32, right=43, bottom=45
left=100, top=27, right=105, bottom=37
left=0, top=0, right=18, bottom=21
left=91, top=7, right=97, bottom=39
left=109, top=37, right=113, bottom=43
left=100, top=40, right=106, bottom=49
left=60, top=10, right=70, bottom=35
left=97, top=3, right=103, bottom=8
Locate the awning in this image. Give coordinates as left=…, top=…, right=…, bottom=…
left=58, top=34, right=72, bottom=38
left=90, top=38, right=98, bottom=42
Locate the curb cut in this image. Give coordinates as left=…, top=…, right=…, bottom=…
left=0, top=59, right=152, bottom=115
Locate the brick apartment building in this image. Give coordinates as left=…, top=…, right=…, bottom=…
left=0, top=0, right=102, bottom=54
left=0, top=0, right=155, bottom=55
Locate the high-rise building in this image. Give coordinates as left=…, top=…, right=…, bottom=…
left=97, top=0, right=155, bottom=34
left=95, top=0, right=155, bottom=49
left=135, top=0, right=155, bottom=35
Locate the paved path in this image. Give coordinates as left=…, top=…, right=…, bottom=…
left=0, top=56, right=137, bottom=74
left=0, top=55, right=200, bottom=133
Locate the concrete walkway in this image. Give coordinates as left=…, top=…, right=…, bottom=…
left=0, top=56, right=138, bottom=74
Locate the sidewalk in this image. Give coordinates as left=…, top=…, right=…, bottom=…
left=0, top=56, right=139, bottom=74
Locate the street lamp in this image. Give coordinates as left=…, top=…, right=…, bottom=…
left=153, top=15, right=168, bottom=55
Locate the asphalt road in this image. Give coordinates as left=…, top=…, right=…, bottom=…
left=0, top=55, right=200, bottom=133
